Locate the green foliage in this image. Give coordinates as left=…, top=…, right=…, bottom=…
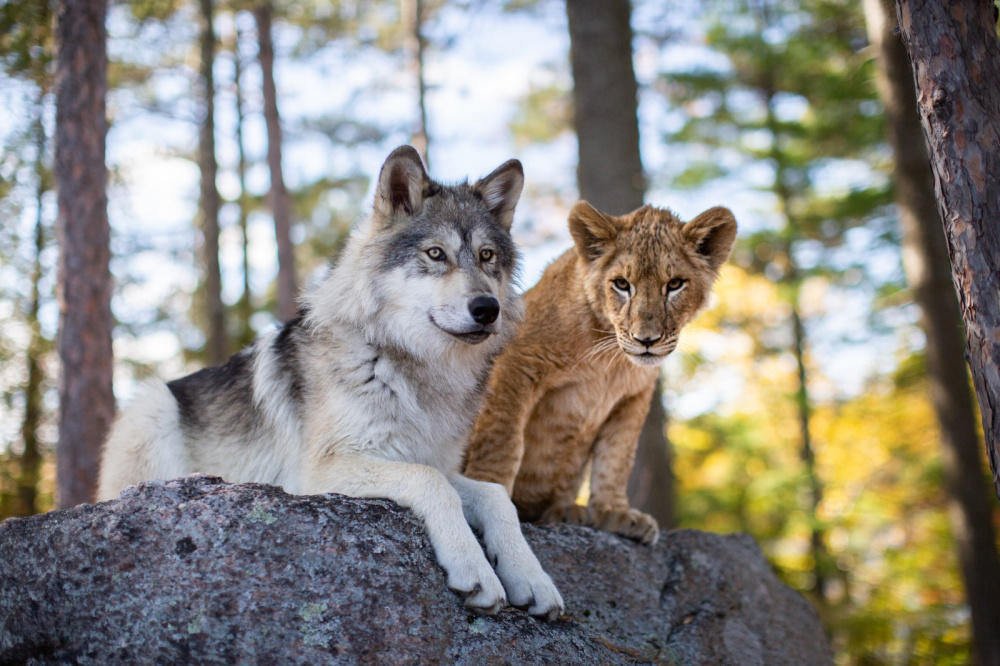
left=509, top=82, right=571, bottom=146
left=671, top=161, right=727, bottom=189
left=128, top=0, right=185, bottom=22
left=0, top=0, right=54, bottom=83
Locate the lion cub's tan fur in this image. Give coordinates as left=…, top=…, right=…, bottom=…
left=464, top=201, right=736, bottom=543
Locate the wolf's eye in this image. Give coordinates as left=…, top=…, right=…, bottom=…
left=479, top=248, right=494, bottom=262
left=667, top=278, right=686, bottom=291
left=612, top=277, right=631, bottom=292
left=426, top=247, right=446, bottom=261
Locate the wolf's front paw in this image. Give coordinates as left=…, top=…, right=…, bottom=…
left=492, top=554, right=565, bottom=621
left=592, top=506, right=659, bottom=544
left=538, top=503, right=591, bottom=526
left=512, top=570, right=565, bottom=622
left=441, top=550, right=507, bottom=614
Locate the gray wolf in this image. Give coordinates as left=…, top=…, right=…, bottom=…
left=98, top=146, right=564, bottom=619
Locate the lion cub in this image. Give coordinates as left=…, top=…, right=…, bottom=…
left=464, top=201, right=736, bottom=543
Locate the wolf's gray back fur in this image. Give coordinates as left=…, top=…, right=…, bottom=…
left=98, top=146, right=562, bottom=620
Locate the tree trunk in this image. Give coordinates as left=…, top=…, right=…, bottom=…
left=233, top=23, right=254, bottom=351
left=567, top=0, right=672, bottom=525
left=627, top=379, right=674, bottom=527
left=197, top=0, right=227, bottom=365
left=566, top=0, right=644, bottom=215
left=254, top=2, right=297, bottom=323
left=791, top=299, right=830, bottom=602
left=18, top=106, right=48, bottom=517
left=54, top=0, right=114, bottom=508
left=893, top=0, right=1000, bottom=503
left=404, top=0, right=431, bottom=168
left=866, top=2, right=1000, bottom=662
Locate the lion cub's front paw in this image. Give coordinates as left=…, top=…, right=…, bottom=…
left=592, top=506, right=659, bottom=544
left=538, top=503, right=591, bottom=526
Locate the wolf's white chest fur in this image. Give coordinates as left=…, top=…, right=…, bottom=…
left=301, top=320, right=486, bottom=473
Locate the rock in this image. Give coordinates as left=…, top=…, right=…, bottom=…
left=0, top=475, right=830, bottom=664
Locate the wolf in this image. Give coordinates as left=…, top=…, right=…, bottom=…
left=98, top=146, right=564, bottom=619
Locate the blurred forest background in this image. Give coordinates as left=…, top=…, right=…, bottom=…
left=2, top=0, right=999, bottom=662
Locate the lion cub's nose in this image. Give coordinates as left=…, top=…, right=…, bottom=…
left=469, top=296, right=500, bottom=325
left=631, top=332, right=662, bottom=347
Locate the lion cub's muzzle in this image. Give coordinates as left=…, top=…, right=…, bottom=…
left=618, top=329, right=677, bottom=366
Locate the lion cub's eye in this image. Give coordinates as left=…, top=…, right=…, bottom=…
left=479, top=248, right=494, bottom=262
left=667, top=277, right=686, bottom=291
left=612, top=277, right=631, bottom=292
left=426, top=247, right=446, bottom=261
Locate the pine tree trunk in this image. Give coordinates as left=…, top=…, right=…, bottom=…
left=791, top=298, right=830, bottom=602
left=566, top=0, right=644, bottom=215
left=54, top=0, right=114, bottom=508
left=254, top=3, right=297, bottom=323
left=567, top=0, right=672, bottom=526
left=867, top=2, right=1000, bottom=662
left=18, top=107, right=48, bottom=517
left=197, top=0, right=227, bottom=365
left=233, top=24, right=254, bottom=351
left=893, top=0, right=1000, bottom=504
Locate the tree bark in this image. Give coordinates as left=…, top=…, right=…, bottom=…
left=54, top=0, right=114, bottom=508
left=867, top=2, right=1000, bottom=662
left=197, top=0, right=227, bottom=365
left=567, top=0, right=672, bottom=526
left=254, top=3, right=298, bottom=323
left=893, top=0, right=1000, bottom=503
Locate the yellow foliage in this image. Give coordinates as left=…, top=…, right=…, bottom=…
left=669, top=263, right=979, bottom=663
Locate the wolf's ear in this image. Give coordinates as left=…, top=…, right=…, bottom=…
left=569, top=201, right=619, bottom=261
left=374, top=145, right=430, bottom=222
left=683, top=206, right=737, bottom=271
left=473, top=159, right=524, bottom=231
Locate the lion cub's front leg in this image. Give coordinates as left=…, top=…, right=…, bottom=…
left=465, top=354, right=543, bottom=493
left=585, top=387, right=660, bottom=544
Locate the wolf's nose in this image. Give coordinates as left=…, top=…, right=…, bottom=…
left=469, top=296, right=500, bottom=325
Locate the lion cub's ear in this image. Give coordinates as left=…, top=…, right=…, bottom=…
left=473, top=159, right=524, bottom=231
left=374, top=145, right=430, bottom=224
left=683, top=206, right=737, bottom=271
left=569, top=201, right=620, bottom=261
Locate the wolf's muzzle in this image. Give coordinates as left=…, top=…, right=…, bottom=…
left=468, top=296, right=500, bottom=325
